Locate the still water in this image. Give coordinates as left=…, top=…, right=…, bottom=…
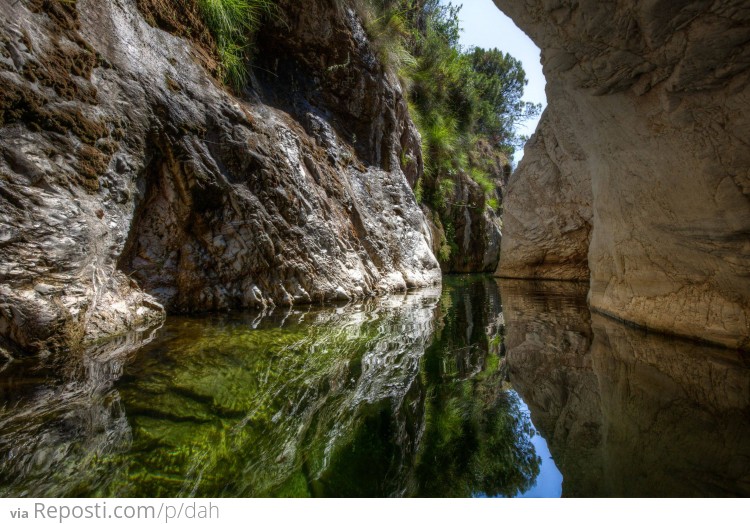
left=0, top=276, right=748, bottom=497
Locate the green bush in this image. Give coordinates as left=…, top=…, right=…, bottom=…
left=469, top=167, right=495, bottom=194
left=349, top=0, right=539, bottom=259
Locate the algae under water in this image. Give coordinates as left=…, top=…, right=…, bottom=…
left=1, top=276, right=749, bottom=497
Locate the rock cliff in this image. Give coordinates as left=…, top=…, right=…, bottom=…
left=0, top=0, right=441, bottom=356
left=425, top=147, right=507, bottom=275
left=497, top=102, right=591, bottom=281
left=495, top=0, right=750, bottom=348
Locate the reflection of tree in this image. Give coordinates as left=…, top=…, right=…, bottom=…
left=311, top=399, right=414, bottom=497
left=406, top=276, right=540, bottom=497
left=291, top=276, right=541, bottom=498
left=411, top=380, right=540, bottom=497
left=0, top=277, right=543, bottom=497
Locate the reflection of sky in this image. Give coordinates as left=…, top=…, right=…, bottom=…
left=514, top=390, right=564, bottom=498
left=472, top=389, right=563, bottom=498
left=449, top=0, right=547, bottom=164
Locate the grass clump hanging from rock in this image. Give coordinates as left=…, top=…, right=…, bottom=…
left=197, top=0, right=276, bottom=90
left=345, top=1, right=418, bottom=83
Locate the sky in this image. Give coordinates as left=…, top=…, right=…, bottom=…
left=450, top=0, right=547, bottom=162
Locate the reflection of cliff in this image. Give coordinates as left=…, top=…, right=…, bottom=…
left=501, top=279, right=750, bottom=497
left=0, top=278, right=539, bottom=497
left=313, top=276, right=540, bottom=497
left=0, top=289, right=441, bottom=497
left=0, top=327, right=161, bottom=497
left=591, top=316, right=750, bottom=497
left=500, top=279, right=603, bottom=496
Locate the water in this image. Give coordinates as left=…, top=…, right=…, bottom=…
left=0, top=276, right=748, bottom=497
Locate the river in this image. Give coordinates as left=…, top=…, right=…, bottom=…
left=1, top=276, right=748, bottom=497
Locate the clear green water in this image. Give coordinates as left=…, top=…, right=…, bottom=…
left=1, top=276, right=748, bottom=497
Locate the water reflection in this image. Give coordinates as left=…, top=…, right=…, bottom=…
left=500, top=279, right=750, bottom=497
left=406, top=277, right=540, bottom=497
left=0, top=326, right=161, bottom=497
left=0, top=277, right=540, bottom=497
left=3, top=277, right=745, bottom=497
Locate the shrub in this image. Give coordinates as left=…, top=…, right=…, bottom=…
left=350, top=0, right=538, bottom=231
left=469, top=167, right=495, bottom=195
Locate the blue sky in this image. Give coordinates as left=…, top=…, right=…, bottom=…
left=450, top=0, right=546, bottom=161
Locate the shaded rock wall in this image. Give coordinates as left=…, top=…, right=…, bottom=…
left=0, top=0, right=440, bottom=356
left=442, top=173, right=504, bottom=274
left=495, top=0, right=750, bottom=348
left=422, top=140, right=507, bottom=275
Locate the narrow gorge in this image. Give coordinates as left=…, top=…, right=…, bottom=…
left=0, top=0, right=748, bottom=499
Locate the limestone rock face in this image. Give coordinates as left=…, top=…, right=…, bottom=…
left=0, top=0, right=439, bottom=356
left=497, top=104, right=592, bottom=281
left=494, top=0, right=750, bottom=348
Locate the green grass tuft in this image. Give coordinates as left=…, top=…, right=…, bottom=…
left=197, top=0, right=277, bottom=90
left=469, top=167, right=495, bottom=194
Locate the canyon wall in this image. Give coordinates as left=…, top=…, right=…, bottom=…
left=0, top=0, right=441, bottom=356
left=497, top=99, right=591, bottom=281
left=495, top=0, right=750, bottom=348
left=427, top=146, right=507, bottom=275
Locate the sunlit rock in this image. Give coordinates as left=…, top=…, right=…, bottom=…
left=0, top=0, right=439, bottom=357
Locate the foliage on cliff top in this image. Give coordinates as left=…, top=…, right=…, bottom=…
left=359, top=0, right=540, bottom=156
left=358, top=0, right=540, bottom=262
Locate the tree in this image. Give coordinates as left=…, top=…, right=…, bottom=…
left=469, top=47, right=542, bottom=151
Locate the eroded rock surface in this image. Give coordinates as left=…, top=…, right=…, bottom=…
left=495, top=0, right=750, bottom=348
left=0, top=0, right=440, bottom=356
left=497, top=104, right=591, bottom=281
